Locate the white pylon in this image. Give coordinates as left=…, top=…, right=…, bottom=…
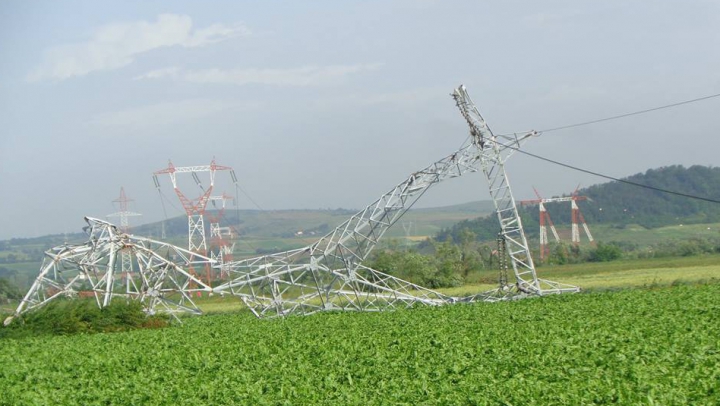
left=107, top=187, right=142, bottom=294
left=11, top=85, right=580, bottom=324
left=153, top=159, right=235, bottom=285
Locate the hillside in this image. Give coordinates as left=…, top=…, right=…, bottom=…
left=580, top=165, right=720, bottom=227
left=131, top=201, right=496, bottom=240
left=437, top=165, right=720, bottom=243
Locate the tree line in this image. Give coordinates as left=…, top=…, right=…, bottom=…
left=366, top=165, right=720, bottom=287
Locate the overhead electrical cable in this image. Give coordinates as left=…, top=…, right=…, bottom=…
left=503, top=143, right=720, bottom=205
left=159, top=189, right=183, bottom=214
left=236, top=183, right=265, bottom=211
left=498, top=91, right=720, bottom=136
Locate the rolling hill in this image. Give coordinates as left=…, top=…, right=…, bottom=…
left=437, top=165, right=720, bottom=243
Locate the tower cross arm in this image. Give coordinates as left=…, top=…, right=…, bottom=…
left=452, top=85, right=492, bottom=147
left=452, top=85, right=539, bottom=158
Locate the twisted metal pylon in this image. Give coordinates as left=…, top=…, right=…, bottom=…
left=7, top=85, right=578, bottom=324
left=4, top=217, right=214, bottom=326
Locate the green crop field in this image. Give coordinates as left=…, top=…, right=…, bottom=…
left=1, top=283, right=719, bottom=405
left=554, top=222, right=720, bottom=247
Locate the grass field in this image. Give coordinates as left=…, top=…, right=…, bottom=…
left=539, top=255, right=720, bottom=290
left=530, top=221, right=720, bottom=248
left=2, top=254, right=719, bottom=404
left=185, top=254, right=720, bottom=314
left=1, top=283, right=718, bottom=404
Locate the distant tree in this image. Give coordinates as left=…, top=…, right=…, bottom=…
left=588, top=242, right=623, bottom=262
left=0, top=267, right=17, bottom=278
left=548, top=242, right=570, bottom=265
left=432, top=242, right=464, bottom=288
left=371, top=250, right=436, bottom=286
left=0, top=277, right=22, bottom=303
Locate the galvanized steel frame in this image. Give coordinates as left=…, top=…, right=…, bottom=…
left=7, top=85, right=578, bottom=324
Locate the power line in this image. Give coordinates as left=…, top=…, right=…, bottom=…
left=500, top=91, right=720, bottom=135
left=236, top=184, right=265, bottom=211
left=159, top=189, right=184, bottom=214
left=505, top=144, right=720, bottom=205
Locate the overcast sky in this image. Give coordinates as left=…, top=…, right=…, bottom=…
left=1, top=0, right=719, bottom=239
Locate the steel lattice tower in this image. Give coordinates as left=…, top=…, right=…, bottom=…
left=521, top=187, right=595, bottom=260
left=207, top=193, right=236, bottom=280
left=153, top=159, right=234, bottom=285
left=107, top=187, right=141, bottom=293
left=9, top=85, right=580, bottom=324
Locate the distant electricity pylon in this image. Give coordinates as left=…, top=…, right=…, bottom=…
left=107, top=187, right=141, bottom=292
left=207, top=193, right=237, bottom=279
left=402, top=221, right=414, bottom=248
left=520, top=187, right=594, bottom=261
left=153, top=159, right=235, bottom=285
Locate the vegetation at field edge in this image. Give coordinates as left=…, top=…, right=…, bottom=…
left=0, top=283, right=718, bottom=405
left=0, top=299, right=169, bottom=340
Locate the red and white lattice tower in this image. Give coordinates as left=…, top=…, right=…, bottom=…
left=570, top=188, right=594, bottom=245
left=521, top=187, right=594, bottom=260
left=520, top=188, right=560, bottom=261
left=153, top=159, right=233, bottom=285
left=107, top=187, right=142, bottom=292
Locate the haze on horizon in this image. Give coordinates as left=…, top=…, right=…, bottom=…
left=1, top=0, right=719, bottom=240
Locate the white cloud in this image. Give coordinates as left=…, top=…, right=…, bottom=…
left=184, top=23, right=250, bottom=47
left=86, top=99, right=261, bottom=130
left=133, top=63, right=384, bottom=86
left=28, top=14, right=249, bottom=81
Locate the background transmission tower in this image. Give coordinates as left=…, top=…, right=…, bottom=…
left=153, top=159, right=234, bottom=286
left=520, top=188, right=560, bottom=261
left=207, top=193, right=237, bottom=280
left=521, top=186, right=595, bottom=261
left=107, top=187, right=141, bottom=292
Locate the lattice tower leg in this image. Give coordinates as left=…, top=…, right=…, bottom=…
left=479, top=144, right=540, bottom=293
left=539, top=203, right=548, bottom=261
left=497, top=234, right=509, bottom=289
left=120, top=248, right=138, bottom=296
left=188, top=215, right=207, bottom=253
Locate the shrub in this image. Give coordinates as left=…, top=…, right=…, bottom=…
left=0, top=298, right=169, bottom=339
left=589, top=242, right=623, bottom=262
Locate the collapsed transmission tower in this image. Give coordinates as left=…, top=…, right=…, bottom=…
left=212, top=84, right=578, bottom=317
left=4, top=217, right=213, bottom=326
left=8, top=85, right=579, bottom=323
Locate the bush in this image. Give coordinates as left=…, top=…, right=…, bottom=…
left=589, top=242, right=623, bottom=262
left=0, top=277, right=22, bottom=304
left=0, top=298, right=169, bottom=339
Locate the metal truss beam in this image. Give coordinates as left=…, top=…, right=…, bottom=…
left=7, top=85, right=579, bottom=325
